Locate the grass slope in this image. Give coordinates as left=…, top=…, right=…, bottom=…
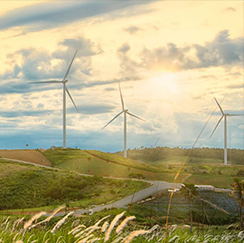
left=42, top=148, right=244, bottom=188
left=43, top=148, right=162, bottom=179
left=0, top=159, right=149, bottom=212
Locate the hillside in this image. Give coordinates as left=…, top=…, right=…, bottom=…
left=41, top=148, right=244, bottom=188
left=0, top=148, right=243, bottom=189
left=42, top=148, right=166, bottom=179
left=0, top=159, right=149, bottom=212
left=118, top=147, right=244, bottom=165
left=0, top=149, right=51, bottom=166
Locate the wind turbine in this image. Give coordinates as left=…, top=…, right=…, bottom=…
left=210, top=97, right=244, bottom=165
left=30, top=50, right=79, bottom=149
left=103, top=83, right=144, bottom=158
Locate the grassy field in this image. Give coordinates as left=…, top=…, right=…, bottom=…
left=1, top=208, right=244, bottom=243
left=43, top=148, right=162, bottom=179
left=0, top=159, right=150, bottom=213
left=41, top=148, right=244, bottom=188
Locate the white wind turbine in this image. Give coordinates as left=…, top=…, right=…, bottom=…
left=103, top=83, right=144, bottom=158
left=30, top=50, right=79, bottom=149
left=210, top=97, right=244, bottom=165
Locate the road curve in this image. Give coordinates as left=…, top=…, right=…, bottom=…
left=1, top=157, right=181, bottom=216
left=74, top=180, right=181, bottom=216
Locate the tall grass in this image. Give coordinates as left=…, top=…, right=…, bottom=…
left=1, top=208, right=244, bottom=242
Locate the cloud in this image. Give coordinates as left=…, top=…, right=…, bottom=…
left=0, top=110, right=54, bottom=118
left=140, top=30, right=243, bottom=70
left=226, top=84, right=244, bottom=90
left=117, top=43, right=131, bottom=53
left=1, top=36, right=101, bottom=90
left=117, top=43, right=141, bottom=77
left=0, top=1, right=154, bottom=32
left=225, top=7, right=236, bottom=12
left=67, top=104, right=116, bottom=115
left=116, top=30, right=243, bottom=74
left=124, top=25, right=141, bottom=34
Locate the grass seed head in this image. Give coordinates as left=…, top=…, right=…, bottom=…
left=51, top=211, right=74, bottom=234
left=115, top=216, right=136, bottom=235
left=123, top=229, right=150, bottom=243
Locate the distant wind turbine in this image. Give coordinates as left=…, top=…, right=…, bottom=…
left=30, top=50, right=80, bottom=149
left=210, top=97, right=244, bottom=165
left=103, top=83, right=144, bottom=158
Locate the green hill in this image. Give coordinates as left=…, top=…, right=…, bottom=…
left=42, top=148, right=165, bottom=179
left=0, top=158, right=149, bottom=212
left=119, top=146, right=244, bottom=165
left=42, top=148, right=244, bottom=188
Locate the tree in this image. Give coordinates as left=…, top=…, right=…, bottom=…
left=230, top=178, right=244, bottom=229
left=180, top=183, right=198, bottom=232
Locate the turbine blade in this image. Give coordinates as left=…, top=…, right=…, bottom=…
left=102, top=111, right=123, bottom=129
left=29, top=80, right=62, bottom=84
left=214, top=97, right=224, bottom=115
left=63, top=49, right=78, bottom=81
left=65, top=87, right=79, bottom=113
left=210, top=115, right=224, bottom=138
left=228, top=114, right=244, bottom=117
left=126, top=111, right=145, bottom=121
left=118, top=82, right=125, bottom=110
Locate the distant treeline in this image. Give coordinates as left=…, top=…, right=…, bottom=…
left=116, top=147, right=244, bottom=165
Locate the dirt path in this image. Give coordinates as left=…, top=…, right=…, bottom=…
left=0, top=149, right=51, bottom=166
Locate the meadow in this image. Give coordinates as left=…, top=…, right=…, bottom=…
left=42, top=148, right=244, bottom=188
left=1, top=147, right=244, bottom=242
left=1, top=208, right=244, bottom=243
left=0, top=159, right=149, bottom=213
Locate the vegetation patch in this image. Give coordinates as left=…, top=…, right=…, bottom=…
left=0, top=160, right=150, bottom=212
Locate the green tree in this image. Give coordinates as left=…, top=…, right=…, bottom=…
left=180, top=183, right=198, bottom=232
left=230, top=178, right=244, bottom=229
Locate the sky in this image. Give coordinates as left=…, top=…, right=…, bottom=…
left=0, top=0, right=243, bottom=152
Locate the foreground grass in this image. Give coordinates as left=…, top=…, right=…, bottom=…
left=1, top=208, right=244, bottom=243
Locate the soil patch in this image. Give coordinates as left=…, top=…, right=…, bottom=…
left=0, top=149, right=51, bottom=166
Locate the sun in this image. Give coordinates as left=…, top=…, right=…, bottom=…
left=149, top=72, right=180, bottom=95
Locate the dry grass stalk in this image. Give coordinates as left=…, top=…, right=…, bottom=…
left=116, top=216, right=136, bottom=235
left=68, top=224, right=86, bottom=235
left=30, top=206, right=65, bottom=229
left=16, top=217, right=25, bottom=229
left=15, top=241, right=24, bottom=243
left=101, top=221, right=109, bottom=233
left=51, top=211, right=74, bottom=234
left=111, top=236, right=123, bottom=243
left=122, top=229, right=150, bottom=243
left=75, top=225, right=96, bottom=238
left=75, top=225, right=100, bottom=238
left=94, top=215, right=110, bottom=227
left=24, top=211, right=46, bottom=230
left=104, top=211, right=125, bottom=242
left=77, top=234, right=94, bottom=243
left=13, top=233, right=20, bottom=242
left=149, top=224, right=160, bottom=233
left=87, top=238, right=101, bottom=243
left=84, top=226, right=101, bottom=237
left=3, top=216, right=10, bottom=225
left=27, top=234, right=35, bottom=243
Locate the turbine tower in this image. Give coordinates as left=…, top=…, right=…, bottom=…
left=103, top=83, right=144, bottom=158
left=30, top=50, right=79, bottom=149
left=210, top=97, right=243, bottom=165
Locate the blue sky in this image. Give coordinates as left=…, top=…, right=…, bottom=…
left=0, top=0, right=243, bottom=152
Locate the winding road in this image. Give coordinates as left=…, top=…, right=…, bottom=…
left=1, top=157, right=181, bottom=216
